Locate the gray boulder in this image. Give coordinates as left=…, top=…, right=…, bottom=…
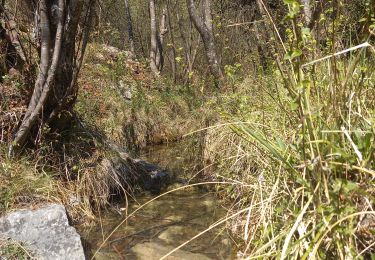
left=0, top=204, right=85, bottom=260
left=132, top=158, right=171, bottom=194
left=105, top=144, right=172, bottom=195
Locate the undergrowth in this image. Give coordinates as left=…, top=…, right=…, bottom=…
left=0, top=238, right=35, bottom=259
left=0, top=144, right=59, bottom=214
left=202, top=3, right=375, bottom=258
left=78, top=43, right=202, bottom=150
left=1, top=2, right=373, bottom=258
left=0, top=42, right=204, bottom=221
left=205, top=59, right=375, bottom=259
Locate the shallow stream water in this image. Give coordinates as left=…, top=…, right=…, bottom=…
left=82, top=141, right=233, bottom=260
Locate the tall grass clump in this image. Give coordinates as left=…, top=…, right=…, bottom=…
left=0, top=132, right=130, bottom=222
left=204, top=1, right=375, bottom=258
left=0, top=144, right=60, bottom=214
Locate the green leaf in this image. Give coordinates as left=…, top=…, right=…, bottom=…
left=290, top=101, right=299, bottom=111
left=284, top=49, right=302, bottom=60
left=231, top=124, right=297, bottom=174
left=301, top=27, right=311, bottom=40
left=284, top=51, right=292, bottom=60
left=358, top=17, right=367, bottom=22
left=342, top=180, right=359, bottom=193
left=291, top=49, right=302, bottom=58
left=276, top=138, right=287, bottom=151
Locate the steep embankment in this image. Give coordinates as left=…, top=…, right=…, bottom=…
left=78, top=43, right=202, bottom=149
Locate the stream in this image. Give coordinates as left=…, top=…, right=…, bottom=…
left=82, top=141, right=234, bottom=260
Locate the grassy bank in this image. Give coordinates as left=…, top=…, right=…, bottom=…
left=77, top=43, right=203, bottom=150
left=202, top=46, right=375, bottom=257
left=0, top=43, right=204, bottom=221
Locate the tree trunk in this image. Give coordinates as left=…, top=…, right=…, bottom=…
left=149, top=0, right=159, bottom=76
left=0, top=3, right=28, bottom=67
left=0, top=3, right=27, bottom=74
left=10, top=0, right=94, bottom=153
left=11, top=0, right=62, bottom=151
left=175, top=5, right=191, bottom=72
left=186, top=0, right=223, bottom=84
left=301, top=0, right=312, bottom=25
left=166, top=0, right=177, bottom=83
left=47, top=0, right=95, bottom=124
left=155, top=6, right=167, bottom=72
left=176, top=4, right=200, bottom=85
left=123, top=0, right=135, bottom=56
left=203, top=0, right=213, bottom=32
left=253, top=23, right=269, bottom=72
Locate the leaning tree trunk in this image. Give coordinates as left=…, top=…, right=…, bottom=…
left=186, top=0, right=223, bottom=84
left=10, top=0, right=94, bottom=153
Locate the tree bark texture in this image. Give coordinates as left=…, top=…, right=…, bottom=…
left=124, top=0, right=135, bottom=56
left=167, top=0, right=177, bottom=83
left=149, top=0, right=159, bottom=75
left=10, top=0, right=95, bottom=153
left=0, top=3, right=27, bottom=74
left=301, top=0, right=312, bottom=25
left=149, top=0, right=167, bottom=76
left=186, top=0, right=223, bottom=83
left=155, top=6, right=167, bottom=72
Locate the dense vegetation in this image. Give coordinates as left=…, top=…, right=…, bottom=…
left=0, top=0, right=374, bottom=258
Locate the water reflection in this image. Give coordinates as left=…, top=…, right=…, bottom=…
left=83, top=141, right=232, bottom=260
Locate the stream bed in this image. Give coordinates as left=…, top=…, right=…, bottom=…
left=82, top=142, right=234, bottom=260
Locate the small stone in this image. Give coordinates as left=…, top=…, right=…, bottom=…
left=123, top=88, right=132, bottom=100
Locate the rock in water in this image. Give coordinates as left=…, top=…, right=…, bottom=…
left=131, top=242, right=212, bottom=260
left=0, top=204, right=85, bottom=260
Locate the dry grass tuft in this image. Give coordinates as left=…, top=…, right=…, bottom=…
left=0, top=238, right=36, bottom=259
left=0, top=78, right=28, bottom=144
left=201, top=51, right=375, bottom=258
